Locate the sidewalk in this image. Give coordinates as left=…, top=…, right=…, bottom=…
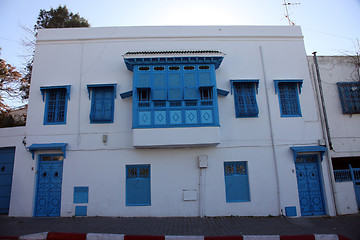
left=0, top=214, right=359, bottom=240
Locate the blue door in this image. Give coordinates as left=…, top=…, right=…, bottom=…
left=295, top=155, right=325, bottom=216
left=0, top=147, right=15, bottom=214
left=35, top=155, right=63, bottom=217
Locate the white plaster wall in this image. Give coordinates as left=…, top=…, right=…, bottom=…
left=7, top=26, right=331, bottom=217
left=334, top=181, right=358, bottom=215
left=308, top=56, right=360, bottom=158
left=0, top=127, right=35, bottom=216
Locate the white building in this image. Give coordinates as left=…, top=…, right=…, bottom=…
left=0, top=26, right=337, bottom=217
left=308, top=55, right=360, bottom=215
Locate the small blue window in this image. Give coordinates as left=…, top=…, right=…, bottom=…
left=224, top=161, right=250, bottom=202
left=232, top=81, right=259, bottom=118
left=87, top=85, right=116, bottom=123
left=75, top=206, right=87, bottom=216
left=126, top=165, right=151, bottom=206
left=41, top=86, right=70, bottom=125
left=73, top=187, right=89, bottom=204
left=337, top=82, right=360, bottom=114
left=274, top=81, right=302, bottom=117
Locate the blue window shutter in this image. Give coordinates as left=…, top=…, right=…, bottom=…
left=224, top=162, right=250, bottom=202
left=168, top=73, right=182, bottom=100
left=337, top=82, right=360, bottom=114
left=44, top=88, right=68, bottom=124
left=199, top=72, right=212, bottom=86
left=89, top=86, right=115, bottom=123
left=278, top=82, right=301, bottom=117
left=233, top=82, right=259, bottom=118
left=184, top=72, right=198, bottom=100
left=152, top=73, right=166, bottom=100
left=126, top=165, right=151, bottom=206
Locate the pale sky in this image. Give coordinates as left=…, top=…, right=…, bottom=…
left=0, top=0, right=360, bottom=71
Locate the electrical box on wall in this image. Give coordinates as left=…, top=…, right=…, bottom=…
left=198, top=155, right=208, bottom=168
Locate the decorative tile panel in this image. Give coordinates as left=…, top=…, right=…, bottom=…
left=185, top=110, right=197, bottom=124
left=154, top=111, right=166, bottom=125
left=139, top=111, right=151, bottom=125
left=170, top=111, right=182, bottom=125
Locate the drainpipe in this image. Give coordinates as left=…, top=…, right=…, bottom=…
left=311, top=52, right=338, bottom=215
left=312, top=52, right=332, bottom=149
left=259, top=46, right=282, bottom=216
left=198, top=155, right=208, bottom=218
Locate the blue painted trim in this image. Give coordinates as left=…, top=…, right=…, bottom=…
left=290, top=146, right=327, bottom=162
left=27, top=143, right=68, bottom=159
left=230, top=80, right=259, bottom=94
left=217, top=88, right=229, bottom=96
left=86, top=84, right=117, bottom=99
left=274, top=80, right=303, bottom=94
left=124, top=56, right=224, bottom=72
left=40, top=85, right=71, bottom=101
left=120, top=90, right=133, bottom=99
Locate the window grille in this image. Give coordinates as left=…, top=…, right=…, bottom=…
left=232, top=81, right=259, bottom=118
left=337, top=82, right=360, bottom=114
left=278, top=82, right=301, bottom=117
left=44, top=88, right=67, bottom=124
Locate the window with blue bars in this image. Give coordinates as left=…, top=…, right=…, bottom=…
left=133, top=65, right=219, bottom=128
left=88, top=86, right=116, bottom=123
left=276, top=82, right=301, bottom=117
left=126, top=165, right=151, bottom=206
left=337, top=82, right=360, bottom=114
left=41, top=86, right=70, bottom=125
left=224, top=161, right=250, bottom=202
left=232, top=81, right=259, bottom=118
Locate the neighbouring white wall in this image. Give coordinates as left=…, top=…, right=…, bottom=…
left=5, top=26, right=332, bottom=217
left=334, top=182, right=358, bottom=215
left=308, top=56, right=360, bottom=158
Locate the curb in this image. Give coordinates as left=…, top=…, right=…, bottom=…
left=0, top=233, right=352, bottom=240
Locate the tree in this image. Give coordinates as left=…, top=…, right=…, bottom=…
left=0, top=49, right=24, bottom=112
left=34, top=5, right=90, bottom=31
left=21, top=5, right=90, bottom=100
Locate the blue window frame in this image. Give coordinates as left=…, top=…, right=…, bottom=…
left=224, top=161, right=250, bottom=202
left=231, top=80, right=259, bottom=118
left=274, top=80, right=302, bottom=117
left=87, top=84, right=116, bottom=123
left=132, top=65, right=219, bottom=128
left=73, top=187, right=89, bottom=204
left=337, top=82, right=360, bottom=114
left=40, top=86, right=70, bottom=125
left=126, top=165, right=151, bottom=206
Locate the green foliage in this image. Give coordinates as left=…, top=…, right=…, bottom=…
left=34, top=5, right=90, bottom=31
left=20, top=5, right=90, bottom=103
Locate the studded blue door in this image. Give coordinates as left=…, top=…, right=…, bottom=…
left=295, top=155, right=325, bottom=216
left=35, top=155, right=63, bottom=217
left=0, top=147, right=15, bottom=214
